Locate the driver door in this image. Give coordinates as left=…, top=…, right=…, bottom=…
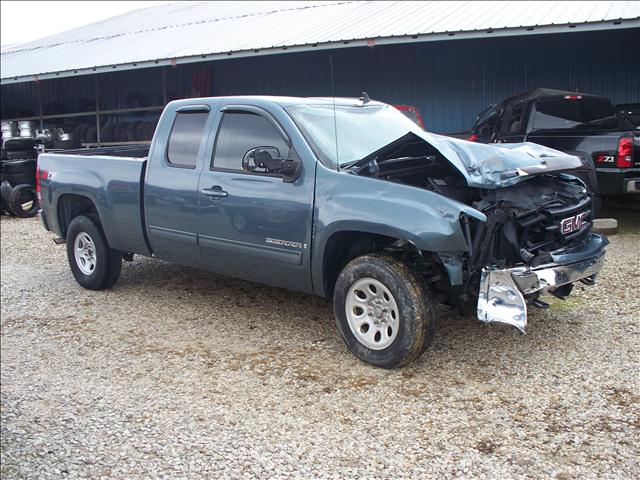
left=196, top=105, right=314, bottom=292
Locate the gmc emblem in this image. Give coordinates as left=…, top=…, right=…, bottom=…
left=560, top=212, right=588, bottom=235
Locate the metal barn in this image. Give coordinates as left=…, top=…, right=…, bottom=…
left=1, top=1, right=638, bottom=144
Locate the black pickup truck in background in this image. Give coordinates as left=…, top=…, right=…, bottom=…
left=457, top=88, right=640, bottom=200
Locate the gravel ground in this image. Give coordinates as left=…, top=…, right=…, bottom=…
left=1, top=215, right=639, bottom=479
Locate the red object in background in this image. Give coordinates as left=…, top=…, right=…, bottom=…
left=191, top=69, right=213, bottom=97
left=393, top=104, right=425, bottom=129
left=35, top=164, right=49, bottom=202
left=616, top=136, right=633, bottom=168
left=467, top=133, right=479, bottom=142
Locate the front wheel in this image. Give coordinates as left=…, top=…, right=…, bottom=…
left=66, top=215, right=122, bottom=290
left=333, top=254, right=435, bottom=368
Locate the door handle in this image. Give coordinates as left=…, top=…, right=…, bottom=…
left=202, top=186, right=228, bottom=198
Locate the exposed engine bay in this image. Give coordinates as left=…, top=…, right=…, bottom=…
left=350, top=133, right=600, bottom=329
left=351, top=134, right=593, bottom=271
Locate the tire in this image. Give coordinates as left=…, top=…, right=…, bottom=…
left=43, top=102, right=65, bottom=116
left=144, top=123, right=155, bottom=141
left=8, top=184, right=38, bottom=218
left=129, top=121, right=142, bottom=141
left=100, top=124, right=114, bottom=143
left=6, top=148, right=37, bottom=160
left=117, top=122, right=130, bottom=142
left=0, top=180, right=17, bottom=216
left=135, top=122, right=146, bottom=141
left=35, top=137, right=54, bottom=149
left=126, top=92, right=147, bottom=114
left=85, top=126, right=97, bottom=143
left=3, top=137, right=35, bottom=151
left=3, top=158, right=36, bottom=173
left=66, top=215, right=122, bottom=290
left=53, top=139, right=81, bottom=149
left=3, top=159, right=36, bottom=185
left=77, top=122, right=91, bottom=143
left=1, top=179, right=13, bottom=201
left=333, top=253, right=435, bottom=368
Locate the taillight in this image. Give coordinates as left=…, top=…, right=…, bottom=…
left=36, top=165, right=41, bottom=201
left=36, top=165, right=49, bottom=202
left=467, top=133, right=478, bottom=142
left=616, top=137, right=633, bottom=168
left=564, top=94, right=583, bottom=100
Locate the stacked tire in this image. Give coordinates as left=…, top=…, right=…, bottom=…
left=99, top=120, right=157, bottom=143
left=0, top=137, right=39, bottom=218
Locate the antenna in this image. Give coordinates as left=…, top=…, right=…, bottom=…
left=329, top=54, right=339, bottom=170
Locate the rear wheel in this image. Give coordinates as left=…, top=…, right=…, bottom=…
left=66, top=215, right=122, bottom=290
left=333, top=254, right=435, bottom=368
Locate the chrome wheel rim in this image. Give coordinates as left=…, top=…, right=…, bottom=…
left=74, top=232, right=97, bottom=275
left=345, top=277, right=399, bottom=350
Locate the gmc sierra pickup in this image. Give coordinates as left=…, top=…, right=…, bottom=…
left=37, top=96, right=607, bottom=368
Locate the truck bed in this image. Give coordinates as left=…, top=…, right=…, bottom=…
left=38, top=151, right=151, bottom=256
left=50, top=145, right=150, bottom=158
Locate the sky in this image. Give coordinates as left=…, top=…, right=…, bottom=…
left=0, top=1, right=175, bottom=47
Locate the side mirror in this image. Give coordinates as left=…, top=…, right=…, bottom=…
left=243, top=147, right=301, bottom=182
left=253, top=148, right=282, bottom=170
left=278, top=158, right=300, bottom=182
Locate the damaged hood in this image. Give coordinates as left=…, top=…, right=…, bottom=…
left=401, top=130, right=583, bottom=189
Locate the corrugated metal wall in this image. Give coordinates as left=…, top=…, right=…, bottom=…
left=2, top=28, right=639, bottom=133
left=205, top=28, right=640, bottom=132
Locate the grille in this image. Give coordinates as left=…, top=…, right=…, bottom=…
left=516, top=195, right=592, bottom=259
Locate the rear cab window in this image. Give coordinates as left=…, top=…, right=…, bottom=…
left=531, top=98, right=615, bottom=131
left=167, top=112, right=209, bottom=168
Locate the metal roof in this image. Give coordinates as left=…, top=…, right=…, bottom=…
left=2, top=1, right=639, bottom=83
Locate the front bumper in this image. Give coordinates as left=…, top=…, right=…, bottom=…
left=477, top=234, right=608, bottom=333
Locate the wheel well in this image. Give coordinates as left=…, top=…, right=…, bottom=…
left=323, top=231, right=408, bottom=296
left=57, top=194, right=99, bottom=238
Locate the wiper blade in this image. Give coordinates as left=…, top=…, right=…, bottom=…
left=341, top=132, right=419, bottom=171
left=339, top=158, right=363, bottom=170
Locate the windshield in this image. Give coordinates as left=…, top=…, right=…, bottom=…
left=285, top=103, right=421, bottom=168
left=531, top=98, right=615, bottom=130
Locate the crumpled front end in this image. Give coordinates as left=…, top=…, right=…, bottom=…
left=414, top=130, right=585, bottom=189
left=459, top=169, right=609, bottom=333
left=477, top=234, right=607, bottom=332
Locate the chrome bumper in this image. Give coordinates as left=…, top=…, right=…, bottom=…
left=477, top=234, right=607, bottom=333
left=625, top=178, right=640, bottom=194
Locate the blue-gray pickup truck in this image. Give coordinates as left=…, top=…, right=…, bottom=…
left=37, top=96, right=607, bottom=368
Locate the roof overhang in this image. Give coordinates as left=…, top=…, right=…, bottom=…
left=2, top=0, right=639, bottom=85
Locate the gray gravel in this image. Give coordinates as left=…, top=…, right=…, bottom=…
left=1, top=215, right=639, bottom=479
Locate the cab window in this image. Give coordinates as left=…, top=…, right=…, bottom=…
left=166, top=112, right=208, bottom=168
left=212, top=112, right=290, bottom=173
